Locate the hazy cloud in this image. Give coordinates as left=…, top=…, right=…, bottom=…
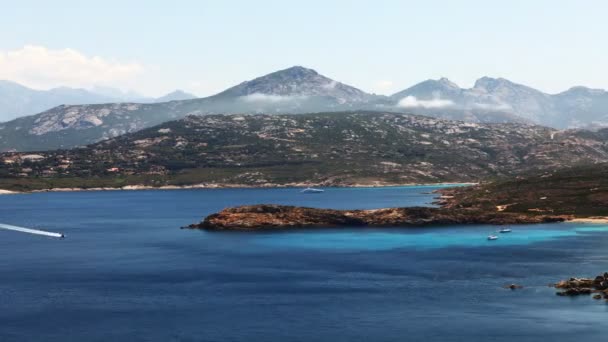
left=471, top=102, right=513, bottom=111
left=0, top=45, right=144, bottom=90
left=398, top=95, right=454, bottom=109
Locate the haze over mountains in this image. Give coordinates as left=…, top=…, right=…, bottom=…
left=0, top=80, right=197, bottom=121
left=0, top=66, right=607, bottom=152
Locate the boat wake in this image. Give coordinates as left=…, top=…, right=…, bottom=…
left=0, top=223, right=64, bottom=238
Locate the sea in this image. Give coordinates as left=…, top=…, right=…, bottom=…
left=0, top=186, right=607, bottom=341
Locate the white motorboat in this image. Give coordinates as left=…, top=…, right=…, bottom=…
left=487, top=235, right=499, bottom=241
left=300, top=187, right=324, bottom=194
left=499, top=228, right=512, bottom=233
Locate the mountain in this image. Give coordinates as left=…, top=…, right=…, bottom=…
left=0, top=80, right=198, bottom=123
left=3, top=111, right=608, bottom=191
left=390, top=77, right=608, bottom=128
left=2, top=67, right=608, bottom=152
left=154, top=90, right=197, bottom=103
left=390, top=77, right=532, bottom=124
left=0, top=66, right=383, bottom=152
left=214, top=66, right=375, bottom=103
left=553, top=86, right=608, bottom=128
left=0, top=81, right=120, bottom=121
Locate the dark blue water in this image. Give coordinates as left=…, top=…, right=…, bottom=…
left=1, top=186, right=607, bottom=341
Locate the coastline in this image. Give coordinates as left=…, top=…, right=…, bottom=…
left=569, top=217, right=608, bottom=224
left=0, top=181, right=478, bottom=195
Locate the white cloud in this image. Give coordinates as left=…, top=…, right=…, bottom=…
left=398, top=95, right=454, bottom=109
left=0, top=45, right=144, bottom=90
left=471, top=102, right=513, bottom=111
left=240, top=93, right=306, bottom=103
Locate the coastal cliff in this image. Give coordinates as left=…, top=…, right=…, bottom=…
left=189, top=204, right=567, bottom=231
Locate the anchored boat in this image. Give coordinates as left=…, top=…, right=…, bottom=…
left=300, top=187, right=324, bottom=194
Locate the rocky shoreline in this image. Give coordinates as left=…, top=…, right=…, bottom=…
left=189, top=204, right=568, bottom=231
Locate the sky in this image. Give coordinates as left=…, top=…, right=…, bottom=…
left=0, top=0, right=606, bottom=97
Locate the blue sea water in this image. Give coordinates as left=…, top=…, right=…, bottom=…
left=0, top=186, right=607, bottom=341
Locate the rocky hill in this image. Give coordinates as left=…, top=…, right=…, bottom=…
left=442, top=163, right=608, bottom=217
left=3, top=111, right=608, bottom=191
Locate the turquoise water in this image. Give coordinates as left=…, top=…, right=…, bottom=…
left=254, top=224, right=595, bottom=250
left=0, top=186, right=607, bottom=341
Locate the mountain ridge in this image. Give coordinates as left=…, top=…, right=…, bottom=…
left=1, top=66, right=608, bottom=152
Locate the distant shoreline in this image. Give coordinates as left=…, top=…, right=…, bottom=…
left=0, top=182, right=478, bottom=195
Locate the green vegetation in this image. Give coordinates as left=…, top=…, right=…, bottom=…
left=2, top=111, right=608, bottom=191
left=448, top=164, right=608, bottom=217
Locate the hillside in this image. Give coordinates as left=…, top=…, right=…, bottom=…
left=2, top=111, right=608, bottom=191
left=443, top=164, right=608, bottom=217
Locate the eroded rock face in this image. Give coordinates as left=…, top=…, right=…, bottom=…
left=189, top=204, right=567, bottom=231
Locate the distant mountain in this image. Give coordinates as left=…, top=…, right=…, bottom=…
left=2, top=66, right=608, bottom=152
left=553, top=86, right=608, bottom=128
left=3, top=112, right=608, bottom=191
left=0, top=81, right=118, bottom=121
left=154, top=90, right=197, bottom=102
left=0, top=81, right=196, bottom=122
left=390, top=77, right=608, bottom=128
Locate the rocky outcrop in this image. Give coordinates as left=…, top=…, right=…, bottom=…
left=554, top=272, right=608, bottom=301
left=189, top=204, right=567, bottom=231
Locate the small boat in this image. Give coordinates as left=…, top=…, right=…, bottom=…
left=499, top=228, right=512, bottom=233
left=300, top=187, right=324, bottom=194
left=487, top=235, right=499, bottom=241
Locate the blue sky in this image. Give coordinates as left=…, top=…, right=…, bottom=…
left=1, top=0, right=606, bottom=96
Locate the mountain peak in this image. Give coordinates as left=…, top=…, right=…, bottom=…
left=277, top=65, right=319, bottom=77
left=560, top=86, right=607, bottom=96
left=390, top=77, right=461, bottom=99
left=473, top=76, right=513, bottom=90
left=155, top=90, right=197, bottom=103
left=437, top=77, right=460, bottom=89
left=213, top=66, right=372, bottom=102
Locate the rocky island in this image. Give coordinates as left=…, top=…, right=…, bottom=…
left=189, top=204, right=567, bottom=231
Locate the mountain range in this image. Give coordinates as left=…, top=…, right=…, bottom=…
left=0, top=80, right=197, bottom=122
left=0, top=66, right=607, bottom=152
